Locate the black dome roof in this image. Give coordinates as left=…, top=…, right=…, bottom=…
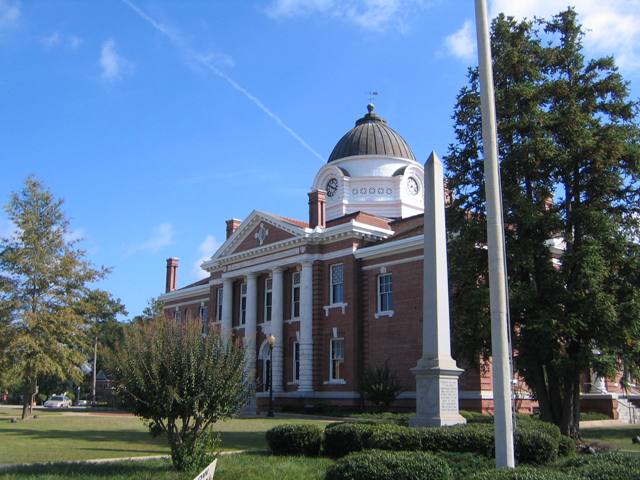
left=328, top=104, right=416, bottom=163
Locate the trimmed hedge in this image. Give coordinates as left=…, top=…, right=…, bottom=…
left=471, top=467, right=573, bottom=480
left=556, top=452, right=640, bottom=480
left=558, top=436, right=576, bottom=458
left=514, top=429, right=558, bottom=465
left=323, top=422, right=375, bottom=458
left=325, top=449, right=452, bottom=480
left=266, top=424, right=322, bottom=456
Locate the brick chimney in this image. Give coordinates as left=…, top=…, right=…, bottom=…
left=308, top=189, right=326, bottom=229
left=226, top=219, right=241, bottom=239
left=165, top=257, right=178, bottom=293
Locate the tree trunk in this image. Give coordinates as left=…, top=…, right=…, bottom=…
left=92, top=335, right=98, bottom=404
left=21, top=380, right=35, bottom=420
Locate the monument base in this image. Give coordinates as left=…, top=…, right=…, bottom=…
left=410, top=363, right=466, bottom=427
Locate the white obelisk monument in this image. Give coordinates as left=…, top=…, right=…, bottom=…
left=410, top=151, right=466, bottom=427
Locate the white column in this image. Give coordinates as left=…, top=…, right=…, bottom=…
left=221, top=278, right=234, bottom=343
left=475, top=0, right=515, bottom=468
left=299, top=261, right=314, bottom=392
left=410, top=152, right=466, bottom=428
left=244, top=272, right=258, bottom=383
left=271, top=267, right=284, bottom=393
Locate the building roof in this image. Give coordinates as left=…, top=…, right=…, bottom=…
left=327, top=104, right=416, bottom=163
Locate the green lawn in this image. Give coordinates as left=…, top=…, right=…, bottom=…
left=0, top=408, right=332, bottom=465
left=0, top=455, right=334, bottom=480
left=581, top=424, right=640, bottom=453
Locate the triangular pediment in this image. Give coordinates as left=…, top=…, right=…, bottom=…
left=206, top=211, right=306, bottom=263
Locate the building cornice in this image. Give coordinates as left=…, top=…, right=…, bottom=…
left=355, top=234, right=423, bottom=260
left=159, top=284, right=209, bottom=303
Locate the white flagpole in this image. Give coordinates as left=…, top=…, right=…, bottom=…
left=473, top=0, right=515, bottom=468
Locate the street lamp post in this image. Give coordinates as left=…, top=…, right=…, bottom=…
left=267, top=335, right=276, bottom=418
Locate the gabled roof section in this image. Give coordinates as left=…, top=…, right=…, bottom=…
left=326, top=211, right=391, bottom=230
left=205, top=210, right=307, bottom=265
left=174, top=277, right=209, bottom=292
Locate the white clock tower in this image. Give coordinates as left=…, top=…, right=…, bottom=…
left=312, top=104, right=424, bottom=221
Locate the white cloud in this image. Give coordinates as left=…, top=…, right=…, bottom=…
left=0, top=219, right=18, bottom=241
left=266, top=0, right=427, bottom=32
left=42, top=32, right=83, bottom=50
left=444, top=20, right=475, bottom=62
left=128, top=223, right=175, bottom=255
left=99, top=38, right=130, bottom=81
left=192, top=234, right=221, bottom=279
left=0, top=0, right=19, bottom=30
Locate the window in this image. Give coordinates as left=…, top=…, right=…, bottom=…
left=292, top=272, right=301, bottom=318
left=330, top=337, right=344, bottom=381
left=174, top=309, right=181, bottom=322
left=264, top=278, right=273, bottom=322
left=200, top=303, right=209, bottom=335
left=292, top=341, right=300, bottom=383
left=330, top=264, right=344, bottom=304
left=216, top=288, right=223, bottom=321
left=377, top=273, right=393, bottom=313
left=240, top=283, right=247, bottom=325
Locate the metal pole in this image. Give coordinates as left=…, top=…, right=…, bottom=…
left=474, top=0, right=515, bottom=468
left=267, top=344, right=275, bottom=418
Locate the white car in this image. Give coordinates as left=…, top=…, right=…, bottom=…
left=43, top=394, right=72, bottom=408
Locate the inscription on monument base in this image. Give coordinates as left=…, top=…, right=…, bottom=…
left=439, top=378, right=459, bottom=412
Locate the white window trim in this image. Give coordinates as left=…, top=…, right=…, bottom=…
left=375, top=273, right=394, bottom=318
left=323, top=302, right=348, bottom=316
left=291, top=271, right=301, bottom=319
left=240, top=282, right=247, bottom=325
left=264, top=277, right=273, bottom=323
left=329, top=263, right=345, bottom=306
left=329, top=337, right=345, bottom=383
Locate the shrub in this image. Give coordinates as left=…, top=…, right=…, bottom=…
left=557, top=452, right=640, bottom=480
left=470, top=467, right=574, bottom=480
left=266, top=424, right=323, bottom=456
left=113, top=317, right=249, bottom=471
left=420, top=424, right=496, bottom=457
left=325, top=450, right=452, bottom=480
left=367, top=423, right=422, bottom=451
left=461, top=410, right=494, bottom=424
left=515, top=429, right=558, bottom=465
left=558, top=436, right=576, bottom=457
left=350, top=412, right=411, bottom=426
left=360, top=361, right=405, bottom=409
left=436, top=452, right=494, bottom=479
left=323, top=422, right=375, bottom=458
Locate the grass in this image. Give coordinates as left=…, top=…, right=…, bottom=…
left=0, top=455, right=334, bottom=480
left=0, top=408, right=332, bottom=464
left=581, top=424, right=640, bottom=453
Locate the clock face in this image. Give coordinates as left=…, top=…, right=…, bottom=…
left=407, top=177, right=419, bottom=196
left=326, top=178, right=338, bottom=197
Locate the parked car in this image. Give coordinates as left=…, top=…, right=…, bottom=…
left=43, top=394, right=72, bottom=408
left=76, top=399, right=88, bottom=406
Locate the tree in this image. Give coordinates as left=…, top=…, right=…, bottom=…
left=113, top=316, right=250, bottom=471
left=75, top=289, right=127, bottom=403
left=0, top=177, right=106, bottom=418
left=130, top=297, right=164, bottom=324
left=446, top=10, right=640, bottom=436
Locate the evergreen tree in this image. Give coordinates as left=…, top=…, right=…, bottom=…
left=0, top=177, right=106, bottom=418
left=446, top=10, right=640, bottom=435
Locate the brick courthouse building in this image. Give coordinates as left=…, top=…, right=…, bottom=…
left=159, top=105, right=631, bottom=418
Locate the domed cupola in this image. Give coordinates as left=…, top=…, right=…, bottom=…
left=312, top=104, right=424, bottom=222
left=328, top=104, right=416, bottom=163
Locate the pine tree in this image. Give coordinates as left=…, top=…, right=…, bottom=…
left=0, top=177, right=106, bottom=418
left=446, top=10, right=640, bottom=435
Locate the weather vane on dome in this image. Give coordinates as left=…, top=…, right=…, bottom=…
left=367, top=90, right=379, bottom=105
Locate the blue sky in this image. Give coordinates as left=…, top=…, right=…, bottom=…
left=1, top=0, right=640, bottom=318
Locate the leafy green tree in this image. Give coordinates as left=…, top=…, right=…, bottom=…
left=0, top=177, right=105, bottom=418
left=446, top=10, right=640, bottom=435
left=130, top=297, right=164, bottom=324
left=113, top=316, right=249, bottom=471
left=75, top=289, right=127, bottom=402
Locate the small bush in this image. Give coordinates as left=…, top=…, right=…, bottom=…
left=323, top=423, right=374, bottom=458
left=325, top=449, right=452, bottom=480
left=557, top=452, right=640, bottom=480
left=266, top=424, right=322, bottom=456
left=461, top=410, right=494, bottom=424
left=436, top=452, right=494, bottom=479
left=515, top=429, right=558, bottom=465
left=367, top=423, right=422, bottom=451
left=350, top=412, right=411, bottom=426
left=471, top=467, right=574, bottom=480
left=420, top=424, right=495, bottom=457
left=360, top=361, right=405, bottom=409
left=558, top=435, right=576, bottom=457
left=579, top=411, right=611, bottom=421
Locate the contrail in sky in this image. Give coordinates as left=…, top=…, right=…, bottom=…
left=121, top=0, right=325, bottom=162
